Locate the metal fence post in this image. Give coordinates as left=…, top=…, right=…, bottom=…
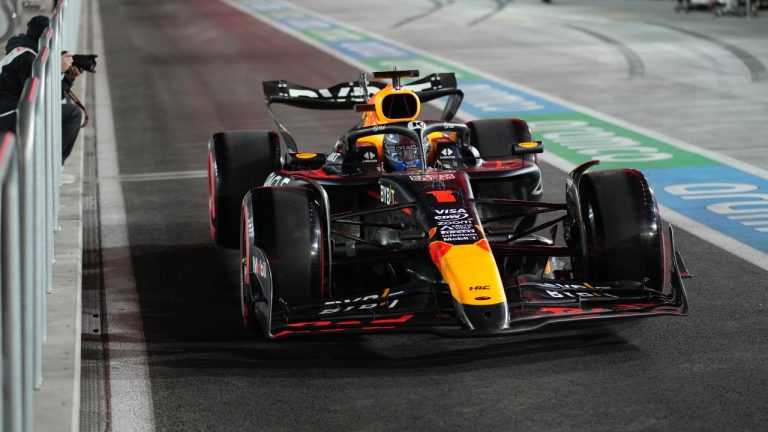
left=31, top=41, right=50, bottom=388
left=16, top=75, right=37, bottom=432
left=1, top=132, right=23, bottom=432
left=52, top=10, right=63, bottom=226
left=40, top=27, right=56, bottom=300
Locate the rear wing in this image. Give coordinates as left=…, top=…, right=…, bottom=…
left=263, top=73, right=464, bottom=151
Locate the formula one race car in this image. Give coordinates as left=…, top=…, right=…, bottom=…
left=208, top=69, right=690, bottom=339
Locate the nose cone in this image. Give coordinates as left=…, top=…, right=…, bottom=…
left=429, top=240, right=510, bottom=331
left=458, top=303, right=510, bottom=331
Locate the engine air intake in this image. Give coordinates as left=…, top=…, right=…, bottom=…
left=380, top=92, right=419, bottom=121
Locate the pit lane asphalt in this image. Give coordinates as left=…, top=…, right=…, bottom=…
left=93, top=0, right=768, bottom=431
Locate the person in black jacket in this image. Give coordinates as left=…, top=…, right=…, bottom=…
left=0, top=15, right=49, bottom=129
left=0, top=15, right=83, bottom=163
left=59, top=51, right=83, bottom=162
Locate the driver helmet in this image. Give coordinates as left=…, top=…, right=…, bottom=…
left=382, top=133, right=427, bottom=171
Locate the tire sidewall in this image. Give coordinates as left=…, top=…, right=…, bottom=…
left=578, top=169, right=665, bottom=289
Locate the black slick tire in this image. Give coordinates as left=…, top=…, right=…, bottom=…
left=245, top=186, right=325, bottom=306
left=467, top=118, right=532, bottom=159
left=208, top=131, right=281, bottom=248
left=577, top=169, right=665, bottom=290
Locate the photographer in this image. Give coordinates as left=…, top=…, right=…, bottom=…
left=60, top=51, right=84, bottom=162
left=0, top=15, right=88, bottom=163
left=0, top=15, right=49, bottom=131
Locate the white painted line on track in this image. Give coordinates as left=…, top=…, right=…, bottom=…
left=219, top=0, right=768, bottom=271
left=108, top=169, right=207, bottom=182
left=93, top=0, right=156, bottom=430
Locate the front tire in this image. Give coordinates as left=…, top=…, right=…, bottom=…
left=244, top=186, right=325, bottom=308
left=576, top=169, right=665, bottom=290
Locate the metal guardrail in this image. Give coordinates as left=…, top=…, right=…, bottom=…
left=1, top=132, right=23, bottom=432
left=1, top=0, right=80, bottom=430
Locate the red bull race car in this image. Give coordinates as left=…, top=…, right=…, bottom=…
left=207, top=69, right=690, bottom=339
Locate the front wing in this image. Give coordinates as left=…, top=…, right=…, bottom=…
left=264, top=266, right=688, bottom=339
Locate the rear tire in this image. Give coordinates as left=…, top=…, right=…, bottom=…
left=208, top=131, right=281, bottom=248
left=577, top=169, right=665, bottom=290
left=467, top=118, right=540, bottom=231
left=467, top=118, right=532, bottom=159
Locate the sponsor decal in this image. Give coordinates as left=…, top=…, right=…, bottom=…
left=409, top=173, right=455, bottom=181
left=380, top=184, right=395, bottom=205
left=520, top=282, right=619, bottom=299
left=393, top=144, right=417, bottom=151
left=286, top=83, right=371, bottom=99
left=319, top=290, right=404, bottom=315
left=362, top=150, right=377, bottom=162
left=527, top=282, right=612, bottom=290
left=407, top=120, right=426, bottom=130
left=436, top=220, right=469, bottom=226
left=434, top=208, right=468, bottom=217
left=253, top=257, right=268, bottom=278
left=432, top=209, right=478, bottom=241
left=518, top=142, right=539, bottom=149
left=295, top=152, right=317, bottom=159
left=439, top=226, right=478, bottom=242
left=469, top=285, right=490, bottom=291
left=440, top=223, right=473, bottom=231
left=439, top=147, right=454, bottom=157
left=264, top=173, right=292, bottom=186
left=436, top=220, right=471, bottom=228
left=544, top=290, right=618, bottom=299
left=326, top=152, right=343, bottom=164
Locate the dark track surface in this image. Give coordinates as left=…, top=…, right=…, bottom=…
left=98, top=0, right=768, bottom=430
